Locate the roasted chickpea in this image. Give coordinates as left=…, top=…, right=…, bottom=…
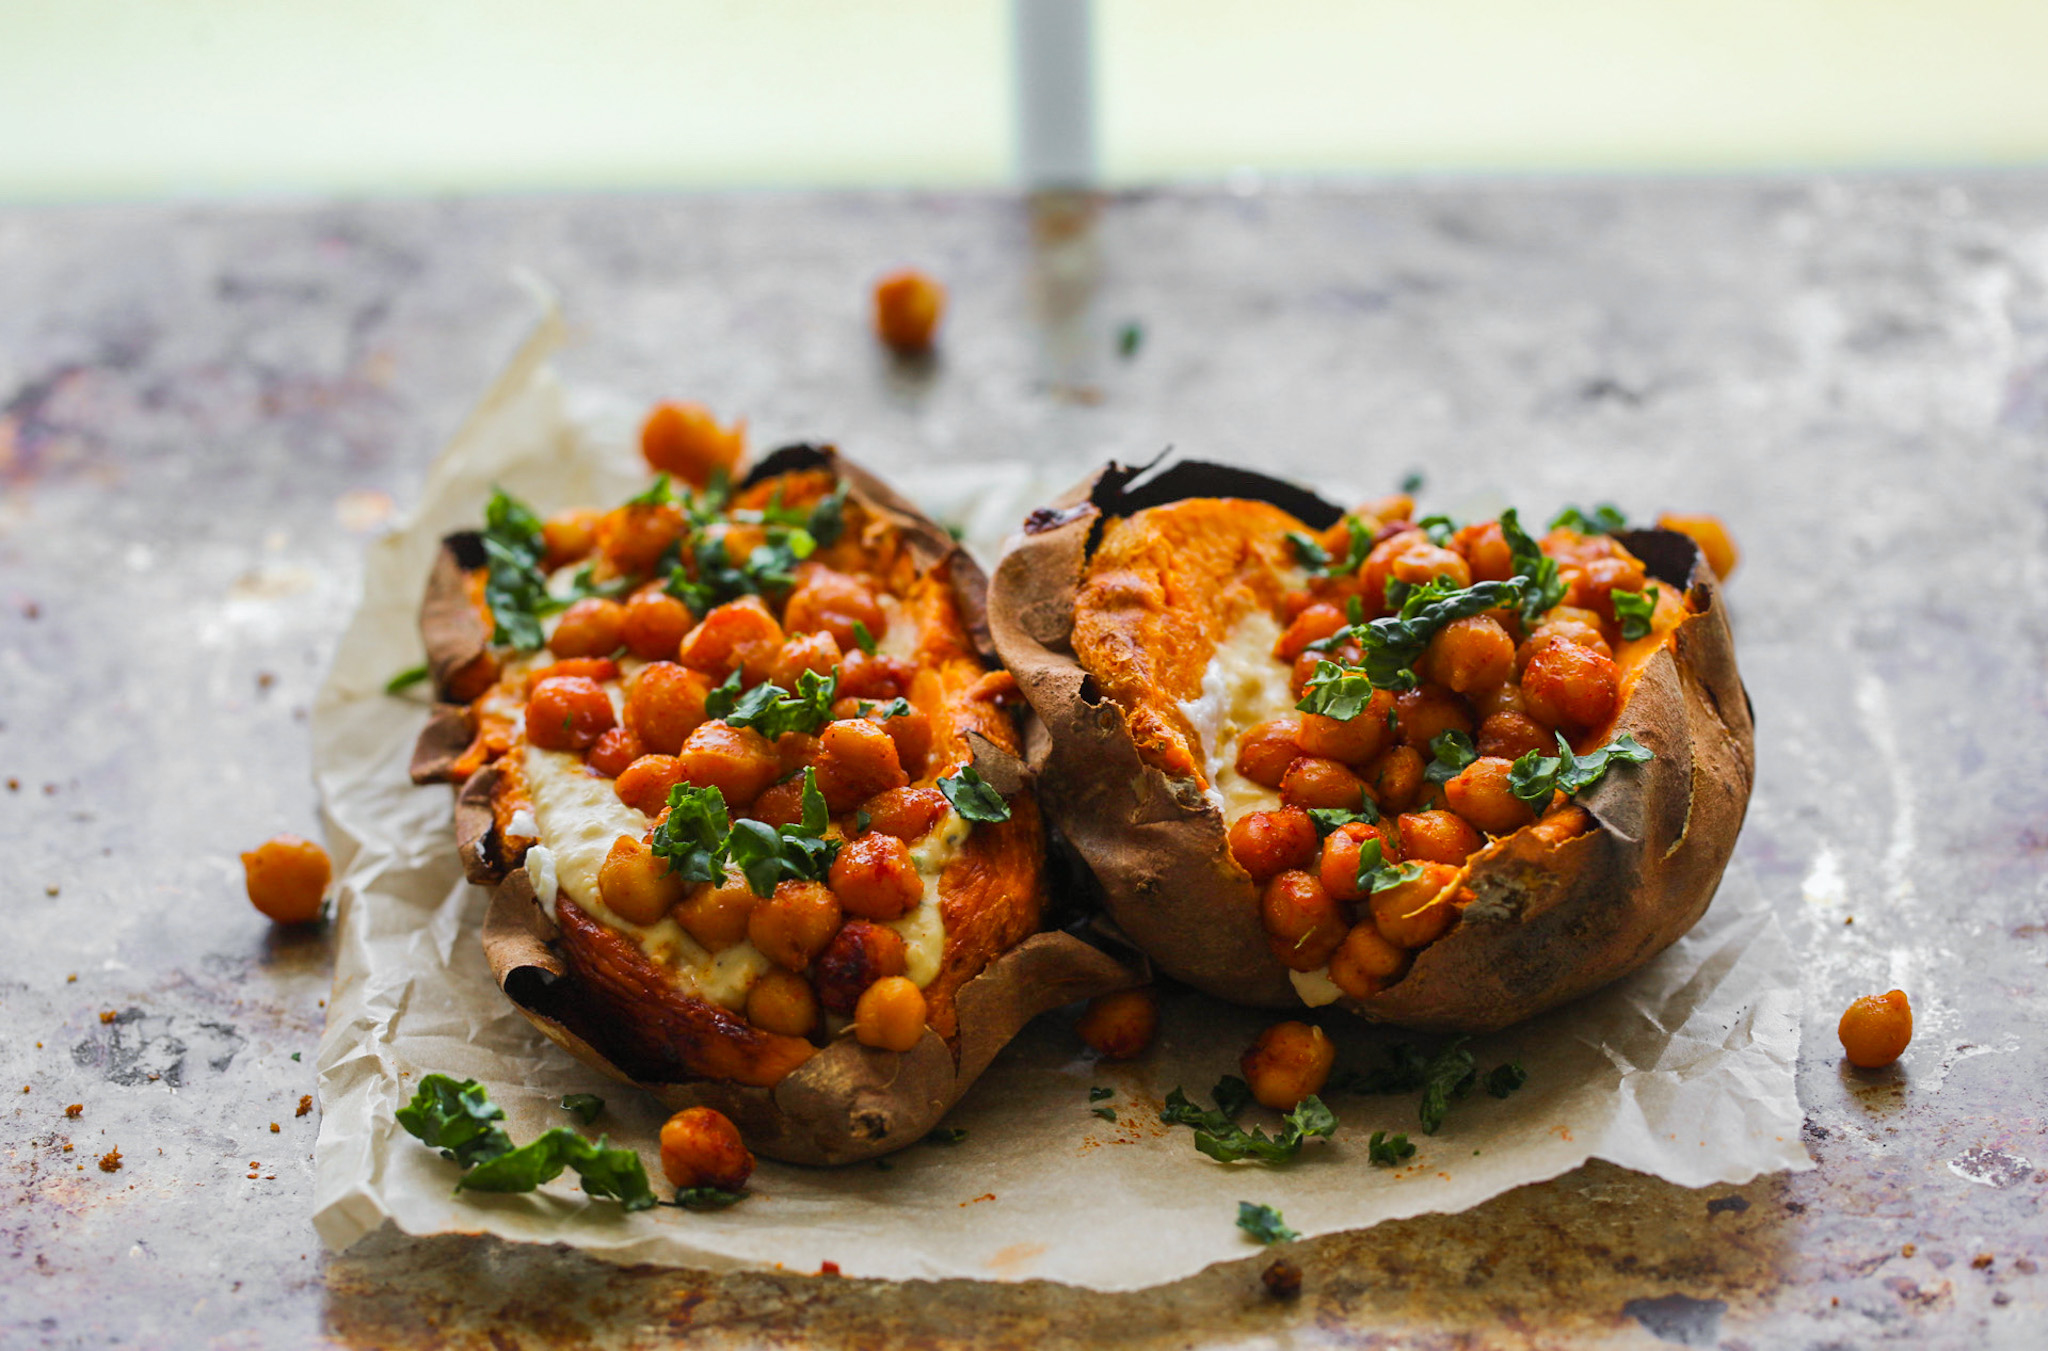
left=675, top=721, right=780, bottom=809
left=838, top=648, right=916, bottom=700
left=674, top=879, right=756, bottom=951
left=829, top=833, right=924, bottom=920
left=1657, top=512, right=1739, bottom=580
left=1477, top=710, right=1551, bottom=761
left=677, top=597, right=784, bottom=685
left=1425, top=615, right=1516, bottom=694
left=861, top=785, right=950, bottom=842
left=1394, top=684, right=1474, bottom=749
left=1369, top=864, right=1460, bottom=949
left=1360, top=527, right=1426, bottom=609
left=1275, top=603, right=1347, bottom=662
left=854, top=975, right=929, bottom=1051
left=813, top=919, right=910, bottom=1015
left=620, top=589, right=693, bottom=662
left=814, top=718, right=908, bottom=813
left=526, top=675, right=617, bottom=752
left=1260, top=871, right=1348, bottom=971
left=873, top=269, right=945, bottom=354
left=524, top=657, right=618, bottom=694
left=1517, top=606, right=1613, bottom=669
left=1236, top=717, right=1306, bottom=787
left=775, top=730, right=823, bottom=779
left=783, top=567, right=888, bottom=653
left=1241, top=1022, right=1335, bottom=1112
left=1296, top=691, right=1394, bottom=765
left=1227, top=807, right=1319, bottom=882
left=746, top=880, right=842, bottom=971
left=771, top=630, right=843, bottom=689
left=614, top=754, right=685, bottom=817
left=1569, top=554, right=1651, bottom=624
left=1838, top=989, right=1913, bottom=1069
left=658, top=1106, right=754, bottom=1190
left=1444, top=757, right=1537, bottom=836
left=1318, top=819, right=1400, bottom=902
left=841, top=700, right=932, bottom=779
left=586, top=725, right=646, bottom=779
left=1451, top=520, right=1514, bottom=583
left=541, top=508, right=602, bottom=571
left=1364, top=744, right=1427, bottom=814
left=1470, top=680, right=1528, bottom=721
left=597, top=835, right=688, bottom=925
left=1389, top=542, right=1472, bottom=591
left=241, top=835, right=331, bottom=924
left=1280, top=756, right=1371, bottom=812
left=625, top=661, right=712, bottom=754
left=747, top=777, right=807, bottom=828
left=1398, top=810, right=1484, bottom=865
left=1521, top=642, right=1620, bottom=733
left=1327, top=922, right=1412, bottom=998
left=746, top=968, right=820, bottom=1037
left=595, top=500, right=686, bottom=578
left=547, top=598, right=627, bottom=659
left=640, top=402, right=745, bottom=487
left=1076, top=988, right=1158, bottom=1059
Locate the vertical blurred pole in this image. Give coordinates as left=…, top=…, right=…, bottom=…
left=1013, top=0, right=1102, bottom=405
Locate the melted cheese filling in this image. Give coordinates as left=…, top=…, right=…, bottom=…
left=1177, top=608, right=1296, bottom=824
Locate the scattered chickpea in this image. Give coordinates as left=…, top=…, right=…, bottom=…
left=240, top=835, right=332, bottom=925
left=640, top=402, right=746, bottom=487
left=853, top=976, right=928, bottom=1053
left=1838, top=989, right=1913, bottom=1069
left=1076, top=988, right=1159, bottom=1060
left=1241, top=1021, right=1335, bottom=1112
left=873, top=269, right=946, bottom=354
left=64, top=1104, right=82, bottom=1119
left=658, top=1107, right=754, bottom=1191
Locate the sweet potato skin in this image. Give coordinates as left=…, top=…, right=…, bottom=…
left=990, top=461, right=1754, bottom=1030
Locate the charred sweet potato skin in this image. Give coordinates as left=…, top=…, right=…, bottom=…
left=990, top=461, right=1754, bottom=1030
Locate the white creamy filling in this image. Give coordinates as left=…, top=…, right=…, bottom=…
left=525, top=844, right=559, bottom=913
left=875, top=595, right=917, bottom=662
left=1176, top=608, right=1297, bottom=824
left=1289, top=967, right=1344, bottom=1008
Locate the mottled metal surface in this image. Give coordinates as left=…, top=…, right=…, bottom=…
left=4, top=178, right=2046, bottom=1348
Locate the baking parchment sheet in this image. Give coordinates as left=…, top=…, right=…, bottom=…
left=309, top=307, right=1811, bottom=1292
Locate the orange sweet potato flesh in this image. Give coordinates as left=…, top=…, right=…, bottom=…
left=990, top=460, right=1755, bottom=1031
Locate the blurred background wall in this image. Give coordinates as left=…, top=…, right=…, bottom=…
left=3, top=0, right=2045, bottom=202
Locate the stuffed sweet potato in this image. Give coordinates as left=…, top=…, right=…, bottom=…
left=412, top=434, right=1133, bottom=1164
left=990, top=461, right=1752, bottom=1031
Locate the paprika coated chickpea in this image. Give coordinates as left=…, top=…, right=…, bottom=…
left=1280, top=756, right=1372, bottom=812
left=873, top=270, right=945, bottom=354
left=746, top=777, right=807, bottom=829
left=1274, top=603, right=1347, bottom=663
left=1076, top=988, right=1158, bottom=1059
left=525, top=676, right=617, bottom=752
left=1838, top=989, right=1913, bottom=1069
left=1444, top=757, right=1538, bottom=836
left=547, top=598, right=628, bottom=659
left=1399, top=810, right=1485, bottom=865
left=1317, top=819, right=1400, bottom=902
left=770, top=630, right=843, bottom=689
left=614, top=754, right=685, bottom=817
left=746, top=880, right=842, bottom=971
left=1477, top=710, right=1551, bottom=761
left=241, top=835, right=331, bottom=924
left=1389, top=543, right=1472, bottom=592
left=597, top=835, right=689, bottom=926
left=1521, top=641, right=1620, bottom=733
left=813, top=718, right=908, bottom=813
left=1450, top=520, right=1515, bottom=583
left=625, top=662, right=713, bottom=754
left=586, top=725, right=646, bottom=779
left=828, top=833, right=924, bottom=921
left=658, top=1106, right=754, bottom=1191
left=620, top=589, right=693, bottom=662
left=540, top=508, right=602, bottom=572
left=1369, top=866, right=1461, bottom=949
left=1327, top=922, right=1412, bottom=999
left=746, top=968, right=820, bottom=1038
left=812, top=919, right=910, bottom=1015
left=1394, top=684, right=1474, bottom=749
left=1227, top=807, right=1319, bottom=882
left=1569, top=554, right=1650, bottom=622
left=1425, top=615, right=1516, bottom=694
left=595, top=501, right=686, bottom=578
left=1517, top=608, right=1613, bottom=670
left=674, top=721, right=780, bottom=810
left=860, top=785, right=950, bottom=842
left=1260, top=871, right=1349, bottom=971
left=1240, top=1022, right=1335, bottom=1112
left=1365, top=745, right=1427, bottom=815
left=1657, top=512, right=1740, bottom=580
left=677, top=597, right=785, bottom=685
left=837, top=648, right=916, bottom=700
left=640, top=402, right=745, bottom=488
left=673, top=879, right=756, bottom=952
left=1296, top=692, right=1394, bottom=765
left=854, top=976, right=929, bottom=1052
left=783, top=567, right=888, bottom=653
left=1235, top=716, right=1305, bottom=788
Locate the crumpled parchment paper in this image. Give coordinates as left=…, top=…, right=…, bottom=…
left=309, top=305, right=1811, bottom=1292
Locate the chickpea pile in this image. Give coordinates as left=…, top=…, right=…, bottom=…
left=1229, top=507, right=1690, bottom=995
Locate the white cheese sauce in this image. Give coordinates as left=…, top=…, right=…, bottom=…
left=1176, top=608, right=1297, bottom=825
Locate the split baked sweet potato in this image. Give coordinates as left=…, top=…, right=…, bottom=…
left=990, top=461, right=1753, bottom=1032
left=412, top=437, right=1134, bottom=1164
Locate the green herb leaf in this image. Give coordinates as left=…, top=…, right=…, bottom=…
left=1285, top=531, right=1332, bottom=572
left=290, top=1051, right=301, bottom=1062
left=851, top=620, right=878, bottom=655
left=1485, top=1062, right=1528, bottom=1099
left=1345, top=594, right=1365, bottom=625
left=1507, top=732, right=1654, bottom=809
left=1093, top=1106, right=1118, bottom=1122
left=648, top=784, right=733, bottom=883
left=807, top=482, right=850, bottom=547
left=1417, top=513, right=1457, bottom=547
left=853, top=808, right=872, bottom=835
left=1236, top=1202, right=1299, bottom=1245
left=396, top=1075, right=515, bottom=1169
left=560, top=1093, right=605, bottom=1125
left=1212, top=1075, right=1254, bottom=1121
left=385, top=663, right=431, bottom=695
left=1349, top=837, right=1428, bottom=897
left=1498, top=508, right=1568, bottom=627
left=1329, top=1043, right=1432, bottom=1096
left=859, top=696, right=914, bottom=720
left=1367, top=1130, right=1417, bottom=1167
left=1089, top=1087, right=1114, bottom=1102
left=715, top=668, right=839, bottom=740
left=1418, top=1038, right=1477, bottom=1135
left=703, top=669, right=745, bottom=722
left=1612, top=586, right=1658, bottom=641
left=1549, top=502, right=1630, bottom=536
left=458, top=1128, right=658, bottom=1211
left=624, top=474, right=673, bottom=507
left=1117, top=321, right=1144, bottom=358
left=1306, top=576, right=1531, bottom=694
left=1164, top=1082, right=1336, bottom=1164
left=938, top=766, right=1011, bottom=823
left=725, top=773, right=843, bottom=899
left=1295, top=661, right=1377, bottom=721
left=1400, top=471, right=1425, bottom=495
left=1287, top=517, right=1372, bottom=579
left=1422, top=729, right=1478, bottom=787
left=673, top=1186, right=747, bottom=1211
left=1307, top=799, right=1379, bottom=837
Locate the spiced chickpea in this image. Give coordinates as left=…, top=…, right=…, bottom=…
left=595, top=501, right=686, bottom=578
left=1296, top=691, right=1395, bottom=764
left=838, top=648, right=916, bottom=700
left=1275, top=603, right=1347, bottom=662
left=620, top=589, right=693, bottom=661
left=640, top=402, right=745, bottom=487
left=1260, top=871, right=1348, bottom=971
left=1361, top=528, right=1426, bottom=609
left=1227, top=807, right=1319, bottom=882
left=241, top=835, right=331, bottom=924
left=540, top=507, right=602, bottom=571
left=1241, top=1022, right=1335, bottom=1112
left=1838, top=990, right=1913, bottom=1069
left=677, top=597, right=784, bottom=685
left=829, top=833, right=924, bottom=920
left=746, top=969, right=820, bottom=1038
left=1425, top=615, right=1515, bottom=694
left=1327, top=922, right=1411, bottom=999
left=1394, top=684, right=1474, bottom=749
left=525, top=657, right=617, bottom=693
left=873, top=269, right=945, bottom=354
left=1469, top=680, right=1528, bottom=721
left=1364, top=744, right=1427, bottom=814
left=586, top=726, right=645, bottom=779
left=1318, top=820, right=1400, bottom=902
left=1521, top=642, right=1620, bottom=733
left=1076, top=988, right=1158, bottom=1059
left=746, top=880, right=842, bottom=971
left=860, top=786, right=950, bottom=842
left=1657, top=512, right=1739, bottom=579
left=625, top=662, right=712, bottom=754
left=814, top=718, right=908, bottom=813
left=547, top=598, right=627, bottom=659
left=783, top=567, right=887, bottom=652
left=775, top=731, right=822, bottom=779
left=1399, top=810, right=1484, bottom=865
left=1445, top=757, right=1537, bottom=836
left=1517, top=607, right=1612, bottom=669
left=598, top=835, right=688, bottom=925
left=658, top=1106, right=754, bottom=1191
left=1389, top=542, right=1472, bottom=591
left=813, top=919, right=910, bottom=1015
left=1477, top=711, right=1551, bottom=761
left=771, top=630, right=842, bottom=689
left=1280, top=756, right=1371, bottom=812
left=1235, top=716, right=1305, bottom=788
left=526, top=675, right=617, bottom=752
left=1570, top=554, right=1651, bottom=622
left=1451, top=520, right=1514, bottom=583
left=854, top=975, right=929, bottom=1051
left=747, top=777, right=807, bottom=828
left=675, top=721, right=780, bottom=809
left=674, top=879, right=756, bottom=952
left=1369, top=864, right=1460, bottom=948
left=864, top=703, right=933, bottom=780
left=614, top=754, right=685, bottom=817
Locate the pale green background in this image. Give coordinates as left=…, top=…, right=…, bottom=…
left=4, top=0, right=2045, bottom=200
